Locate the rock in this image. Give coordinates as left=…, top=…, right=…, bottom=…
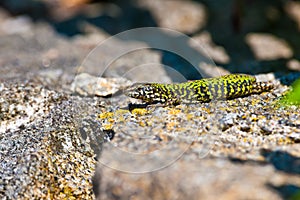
left=0, top=83, right=101, bottom=199
left=71, top=73, right=132, bottom=97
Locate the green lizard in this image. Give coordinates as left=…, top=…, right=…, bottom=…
left=125, top=74, right=274, bottom=105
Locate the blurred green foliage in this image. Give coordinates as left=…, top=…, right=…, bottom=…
left=280, top=78, right=300, bottom=106
left=290, top=191, right=300, bottom=200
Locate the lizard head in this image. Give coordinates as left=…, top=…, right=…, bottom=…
left=124, top=83, right=158, bottom=102
left=125, top=83, right=153, bottom=98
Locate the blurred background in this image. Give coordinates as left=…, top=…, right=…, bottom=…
left=0, top=0, right=299, bottom=80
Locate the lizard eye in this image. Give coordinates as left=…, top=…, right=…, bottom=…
left=145, top=87, right=150, bottom=91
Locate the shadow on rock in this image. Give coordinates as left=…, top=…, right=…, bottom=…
left=268, top=184, right=300, bottom=200
left=260, top=148, right=300, bottom=175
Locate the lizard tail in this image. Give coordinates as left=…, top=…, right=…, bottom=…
left=252, top=81, right=274, bottom=94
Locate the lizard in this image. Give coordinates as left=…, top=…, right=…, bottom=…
left=125, top=74, right=274, bottom=106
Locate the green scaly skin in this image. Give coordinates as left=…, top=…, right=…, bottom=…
left=125, top=74, right=274, bottom=105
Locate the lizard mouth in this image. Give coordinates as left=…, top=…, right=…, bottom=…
left=125, top=90, right=140, bottom=98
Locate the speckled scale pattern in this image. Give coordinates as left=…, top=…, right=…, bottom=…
left=125, top=74, right=274, bottom=105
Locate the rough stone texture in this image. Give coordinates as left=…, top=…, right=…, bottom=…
left=0, top=83, right=99, bottom=199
